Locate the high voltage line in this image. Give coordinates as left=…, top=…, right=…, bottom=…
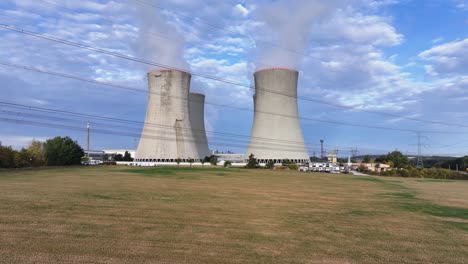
left=0, top=116, right=395, bottom=154
left=36, top=0, right=277, bottom=71
left=1, top=24, right=467, bottom=130
left=0, top=102, right=397, bottom=153
left=0, top=61, right=465, bottom=136
left=0, top=109, right=312, bottom=151
left=0, top=3, right=466, bottom=157
left=0, top=117, right=311, bottom=153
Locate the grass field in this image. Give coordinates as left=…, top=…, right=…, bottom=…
left=0, top=166, right=467, bottom=263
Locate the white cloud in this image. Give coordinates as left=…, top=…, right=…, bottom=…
left=419, top=38, right=468, bottom=76
left=234, top=4, right=250, bottom=17
left=311, top=10, right=404, bottom=47
left=0, top=135, right=49, bottom=150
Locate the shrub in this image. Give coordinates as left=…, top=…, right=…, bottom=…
left=381, top=170, right=396, bottom=177
left=224, top=161, right=232, bottom=168
left=265, top=160, right=275, bottom=169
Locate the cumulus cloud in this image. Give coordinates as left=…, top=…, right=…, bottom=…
left=419, top=38, right=468, bottom=76
left=310, top=9, right=404, bottom=46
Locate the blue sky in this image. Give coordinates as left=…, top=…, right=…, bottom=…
left=0, top=0, right=467, bottom=157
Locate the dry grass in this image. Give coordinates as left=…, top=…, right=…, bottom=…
left=0, top=166, right=467, bottom=263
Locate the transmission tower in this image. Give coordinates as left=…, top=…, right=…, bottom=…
left=351, top=148, right=358, bottom=160
left=417, top=132, right=424, bottom=168
left=334, top=148, right=340, bottom=156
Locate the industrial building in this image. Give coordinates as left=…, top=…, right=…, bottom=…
left=103, top=149, right=136, bottom=158
left=246, top=68, right=309, bottom=164
left=134, top=69, right=207, bottom=163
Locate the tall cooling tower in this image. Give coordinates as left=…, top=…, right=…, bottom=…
left=246, top=68, right=309, bottom=163
left=135, top=69, right=200, bottom=162
left=189, top=93, right=211, bottom=159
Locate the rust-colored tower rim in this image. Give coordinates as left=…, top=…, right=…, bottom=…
left=148, top=68, right=190, bottom=74
left=255, top=67, right=297, bottom=73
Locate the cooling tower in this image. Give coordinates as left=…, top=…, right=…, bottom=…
left=135, top=69, right=200, bottom=162
left=189, top=93, right=211, bottom=159
left=246, top=68, right=309, bottom=163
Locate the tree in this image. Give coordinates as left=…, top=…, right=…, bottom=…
left=363, top=155, right=371, bottom=163
left=201, top=159, right=206, bottom=167
left=265, top=160, right=275, bottom=169
left=122, top=151, right=133, bottom=161
left=357, top=164, right=368, bottom=172
left=374, top=155, right=387, bottom=163
left=0, top=144, right=16, bottom=168
left=310, top=156, right=321, bottom=162
left=245, top=153, right=258, bottom=169
left=113, top=153, right=124, bottom=161
left=27, top=140, right=44, bottom=166
left=43, top=136, right=84, bottom=166
left=209, top=155, right=218, bottom=166
left=176, top=158, right=181, bottom=167
left=386, top=151, right=409, bottom=169
left=188, top=157, right=195, bottom=168
left=14, top=148, right=31, bottom=168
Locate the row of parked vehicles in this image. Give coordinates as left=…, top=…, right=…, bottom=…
left=298, top=163, right=346, bottom=174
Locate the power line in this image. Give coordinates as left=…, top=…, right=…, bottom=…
left=0, top=109, right=312, bottom=151
left=0, top=102, right=394, bottom=154
left=0, top=61, right=465, bottom=136
left=1, top=24, right=467, bottom=130
left=0, top=116, right=363, bottom=154
left=36, top=0, right=277, bottom=71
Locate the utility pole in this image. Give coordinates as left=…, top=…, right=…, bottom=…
left=416, top=132, right=424, bottom=168
left=320, top=140, right=324, bottom=160
left=87, top=121, right=90, bottom=156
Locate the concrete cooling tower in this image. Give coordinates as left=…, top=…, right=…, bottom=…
left=246, top=68, right=309, bottom=164
left=189, top=93, right=211, bottom=159
left=135, top=69, right=202, bottom=162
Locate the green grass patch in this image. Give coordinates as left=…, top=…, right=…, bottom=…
left=416, top=179, right=452, bottom=183
left=399, top=201, right=468, bottom=219
left=362, top=177, right=468, bottom=220
left=380, top=192, right=416, bottom=199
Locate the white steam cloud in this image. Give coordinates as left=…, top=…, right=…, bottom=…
left=133, top=0, right=188, bottom=70
left=254, top=0, right=341, bottom=70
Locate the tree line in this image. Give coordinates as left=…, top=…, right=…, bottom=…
left=0, top=136, right=84, bottom=169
